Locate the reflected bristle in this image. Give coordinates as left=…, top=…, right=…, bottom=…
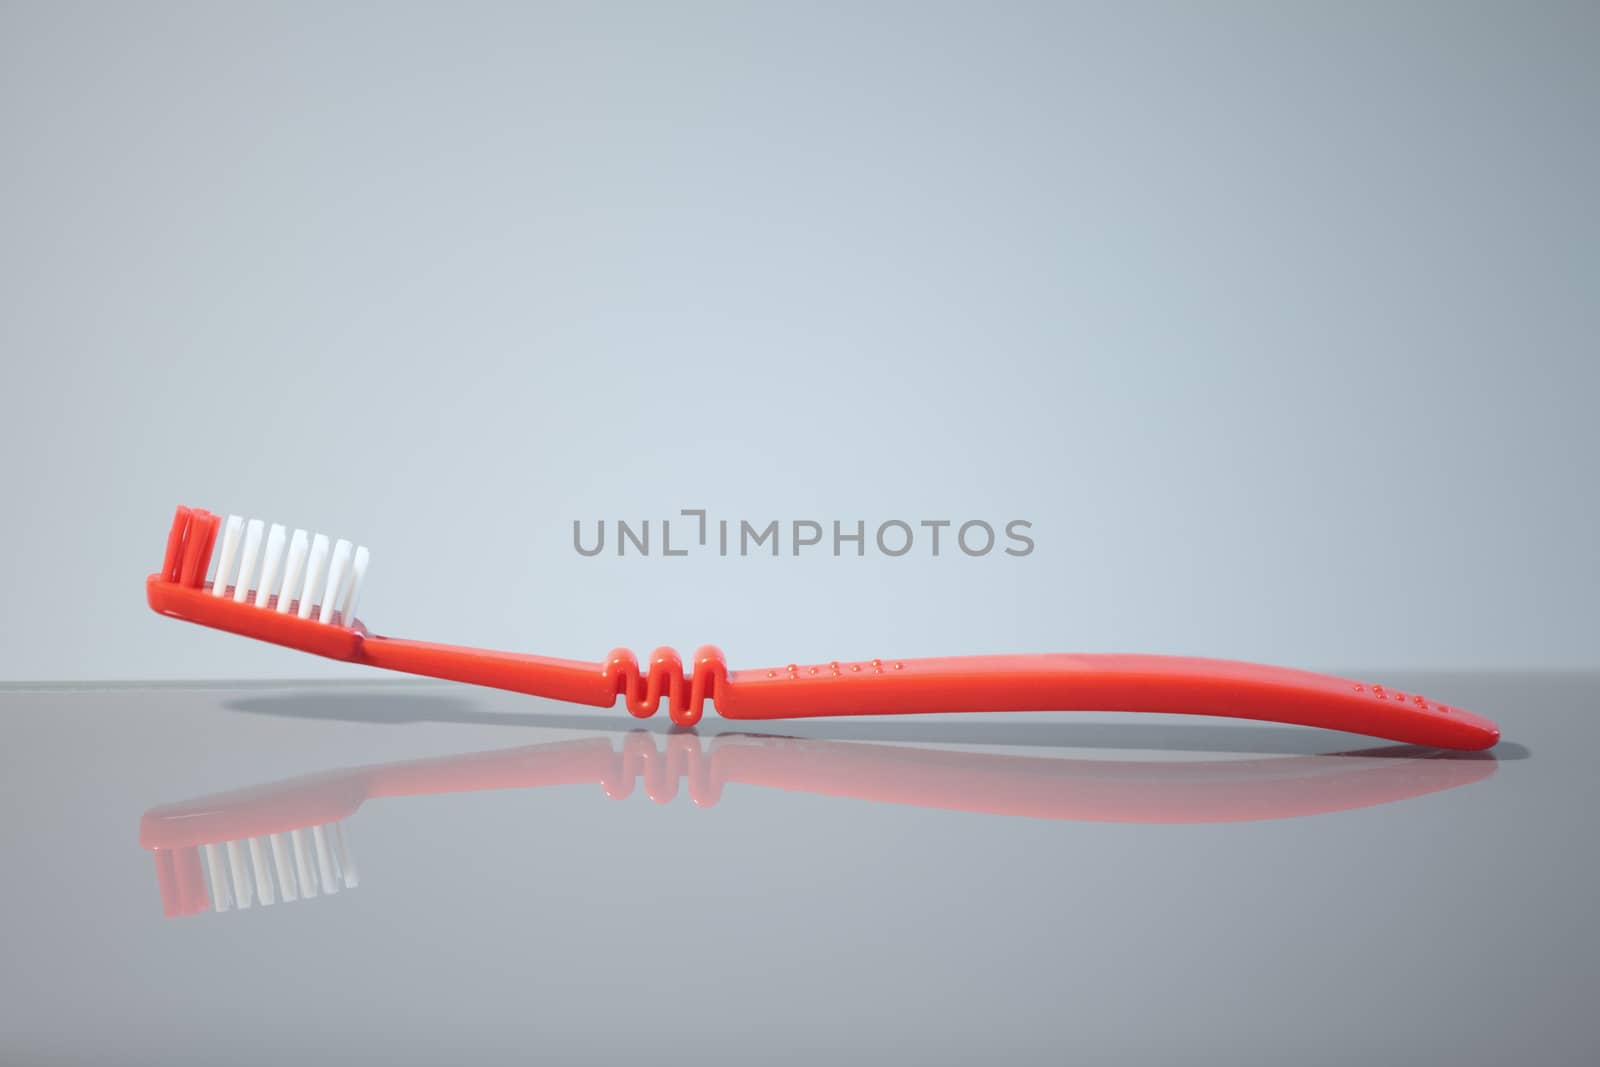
left=188, top=821, right=359, bottom=916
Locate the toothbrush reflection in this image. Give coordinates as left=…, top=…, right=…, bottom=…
left=139, top=729, right=1496, bottom=919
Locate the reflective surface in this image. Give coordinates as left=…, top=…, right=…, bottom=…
left=1, top=674, right=1595, bottom=1064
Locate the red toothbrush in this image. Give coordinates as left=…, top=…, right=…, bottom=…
left=146, top=506, right=1501, bottom=750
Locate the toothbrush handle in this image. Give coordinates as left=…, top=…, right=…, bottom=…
left=720, top=654, right=1499, bottom=751
left=358, top=634, right=1498, bottom=751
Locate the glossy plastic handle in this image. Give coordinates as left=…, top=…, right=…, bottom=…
left=354, top=636, right=1499, bottom=750
left=720, top=654, right=1500, bottom=751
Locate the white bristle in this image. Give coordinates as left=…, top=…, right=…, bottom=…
left=269, top=832, right=298, bottom=902
left=248, top=837, right=276, bottom=906
left=291, top=828, right=318, bottom=897
left=319, top=540, right=354, bottom=623
left=276, top=530, right=310, bottom=614
left=340, top=546, right=369, bottom=626
left=326, top=828, right=344, bottom=883
left=211, top=515, right=245, bottom=597
left=297, top=535, right=331, bottom=620
left=256, top=524, right=287, bottom=611
left=203, top=843, right=233, bottom=913
left=232, top=519, right=265, bottom=604
left=312, top=825, right=340, bottom=895
left=226, top=839, right=253, bottom=909
left=333, top=823, right=360, bottom=888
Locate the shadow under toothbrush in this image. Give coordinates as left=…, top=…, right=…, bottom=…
left=222, top=690, right=1529, bottom=760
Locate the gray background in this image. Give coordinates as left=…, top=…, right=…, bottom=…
left=3, top=0, right=1596, bottom=683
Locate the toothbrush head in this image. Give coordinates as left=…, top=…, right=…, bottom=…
left=147, top=506, right=371, bottom=661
